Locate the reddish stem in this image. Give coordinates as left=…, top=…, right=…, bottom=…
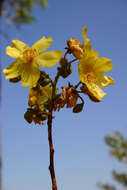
left=47, top=111, right=58, bottom=190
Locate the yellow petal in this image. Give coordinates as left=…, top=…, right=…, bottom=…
left=94, top=57, right=113, bottom=72
left=3, top=61, right=21, bottom=79
left=86, top=82, right=106, bottom=102
left=12, top=40, right=28, bottom=52
left=82, top=26, right=92, bottom=51
left=97, top=75, right=114, bottom=87
left=78, top=67, right=87, bottom=84
left=32, top=37, right=53, bottom=53
left=6, top=46, right=21, bottom=59
left=87, top=49, right=99, bottom=58
left=78, top=56, right=97, bottom=78
left=36, top=50, right=63, bottom=68
left=82, top=26, right=87, bottom=43
left=20, top=64, right=40, bottom=87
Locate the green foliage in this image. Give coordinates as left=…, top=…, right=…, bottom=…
left=98, top=183, right=116, bottom=190
left=98, top=131, right=127, bottom=190
left=105, top=131, right=127, bottom=162
left=1, top=0, right=48, bottom=25
left=112, top=171, right=127, bottom=187
left=39, top=0, right=48, bottom=8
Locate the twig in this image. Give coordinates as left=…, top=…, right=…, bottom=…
left=47, top=110, right=58, bottom=190
left=69, top=58, right=78, bottom=64
left=75, top=81, right=81, bottom=89
left=47, top=70, right=61, bottom=190
left=64, top=50, right=68, bottom=59
left=78, top=95, right=84, bottom=104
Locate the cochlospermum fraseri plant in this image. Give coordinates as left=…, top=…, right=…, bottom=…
left=3, top=26, right=114, bottom=190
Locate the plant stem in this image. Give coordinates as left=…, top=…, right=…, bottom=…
left=69, top=58, right=78, bottom=64
left=47, top=111, right=58, bottom=190
left=75, top=81, right=81, bottom=89
left=47, top=70, right=61, bottom=190
left=47, top=54, right=76, bottom=190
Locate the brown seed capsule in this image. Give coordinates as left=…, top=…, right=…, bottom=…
left=55, top=84, right=78, bottom=111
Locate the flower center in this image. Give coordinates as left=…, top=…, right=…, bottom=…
left=22, top=48, right=38, bottom=64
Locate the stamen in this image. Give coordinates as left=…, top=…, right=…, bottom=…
left=22, top=48, right=38, bottom=64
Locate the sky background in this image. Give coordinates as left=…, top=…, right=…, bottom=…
left=1, top=0, right=127, bottom=190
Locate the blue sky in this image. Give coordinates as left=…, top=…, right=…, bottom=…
left=1, top=0, right=127, bottom=189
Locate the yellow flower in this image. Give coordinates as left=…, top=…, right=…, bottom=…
left=3, top=37, right=63, bottom=87
left=78, top=26, right=114, bottom=101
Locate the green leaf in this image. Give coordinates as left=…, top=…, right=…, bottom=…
left=73, top=102, right=84, bottom=113
left=24, top=110, right=33, bottom=123
left=40, top=0, right=48, bottom=7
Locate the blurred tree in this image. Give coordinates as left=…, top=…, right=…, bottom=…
left=0, top=0, right=48, bottom=26
left=0, top=1, right=48, bottom=189
left=98, top=131, right=127, bottom=190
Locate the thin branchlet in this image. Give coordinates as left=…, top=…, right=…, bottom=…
left=47, top=67, right=61, bottom=190
left=47, top=54, right=78, bottom=190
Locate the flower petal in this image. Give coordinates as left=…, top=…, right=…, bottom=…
left=94, top=57, right=113, bottom=72
left=97, top=75, right=114, bottom=87
left=78, top=64, right=87, bottom=83
left=12, top=40, right=28, bottom=52
left=6, top=46, right=21, bottom=59
left=3, top=61, right=21, bottom=79
left=20, top=63, right=40, bottom=87
left=78, top=55, right=97, bottom=78
left=36, top=51, right=63, bottom=68
left=82, top=26, right=92, bottom=51
left=32, top=37, right=53, bottom=53
left=86, top=82, right=106, bottom=102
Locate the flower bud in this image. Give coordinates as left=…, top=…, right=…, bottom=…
left=67, top=37, right=84, bottom=59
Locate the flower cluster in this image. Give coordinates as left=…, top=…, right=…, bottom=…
left=67, top=26, right=114, bottom=102
left=3, top=26, right=114, bottom=125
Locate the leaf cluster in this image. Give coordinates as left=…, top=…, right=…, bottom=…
left=98, top=131, right=127, bottom=190
left=98, top=183, right=116, bottom=190
left=105, top=131, right=127, bottom=162
left=1, top=0, right=48, bottom=25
